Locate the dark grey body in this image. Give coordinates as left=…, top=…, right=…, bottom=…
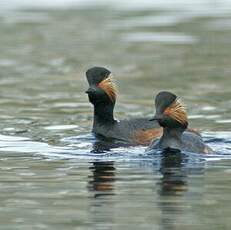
left=93, top=117, right=159, bottom=144
left=147, top=127, right=213, bottom=154
left=86, top=66, right=161, bottom=145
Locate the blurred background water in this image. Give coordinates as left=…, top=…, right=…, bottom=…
left=0, top=0, right=231, bottom=229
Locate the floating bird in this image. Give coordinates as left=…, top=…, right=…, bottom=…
left=147, top=91, right=213, bottom=154
left=85, top=66, right=162, bottom=145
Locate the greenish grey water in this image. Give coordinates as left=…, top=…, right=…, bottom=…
left=0, top=3, right=231, bottom=230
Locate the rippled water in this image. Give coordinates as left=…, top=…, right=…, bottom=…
left=0, top=0, right=231, bottom=229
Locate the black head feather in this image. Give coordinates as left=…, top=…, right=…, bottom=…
left=86, top=67, right=111, bottom=86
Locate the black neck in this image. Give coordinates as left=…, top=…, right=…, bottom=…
left=93, top=102, right=116, bottom=127
left=159, top=127, right=185, bottom=150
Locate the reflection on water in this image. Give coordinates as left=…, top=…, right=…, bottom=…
left=0, top=133, right=230, bottom=229
left=88, top=161, right=115, bottom=197
left=158, top=151, right=188, bottom=230
left=157, top=151, right=202, bottom=230
left=0, top=0, right=230, bottom=229
left=158, top=151, right=188, bottom=196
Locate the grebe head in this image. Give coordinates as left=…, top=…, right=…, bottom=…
left=150, top=91, right=188, bottom=129
left=85, top=67, right=117, bottom=105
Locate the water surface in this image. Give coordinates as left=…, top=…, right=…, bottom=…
left=0, top=1, right=231, bottom=229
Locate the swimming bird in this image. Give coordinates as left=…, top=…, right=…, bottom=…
left=85, top=66, right=162, bottom=145
left=147, top=91, right=213, bottom=154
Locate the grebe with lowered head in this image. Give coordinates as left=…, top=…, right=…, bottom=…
left=147, top=91, right=213, bottom=154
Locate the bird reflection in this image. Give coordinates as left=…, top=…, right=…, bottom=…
left=158, top=150, right=187, bottom=195
left=88, top=161, right=116, bottom=198
left=157, top=150, right=189, bottom=230
left=87, top=161, right=116, bottom=227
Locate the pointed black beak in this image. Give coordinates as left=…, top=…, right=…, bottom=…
left=149, top=114, right=162, bottom=121
left=85, top=87, right=95, bottom=94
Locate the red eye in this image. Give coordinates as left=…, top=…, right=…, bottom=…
left=164, top=107, right=171, bottom=116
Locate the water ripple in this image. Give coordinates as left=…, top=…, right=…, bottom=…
left=0, top=131, right=229, bottom=162
left=122, top=32, right=197, bottom=44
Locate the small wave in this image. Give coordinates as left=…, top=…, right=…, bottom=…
left=122, top=32, right=197, bottom=44
left=0, top=132, right=230, bottom=163
left=44, top=125, right=79, bottom=131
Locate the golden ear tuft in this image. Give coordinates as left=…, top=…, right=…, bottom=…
left=164, top=98, right=188, bottom=125
left=97, top=74, right=117, bottom=102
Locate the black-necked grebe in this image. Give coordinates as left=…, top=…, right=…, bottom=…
left=85, top=67, right=162, bottom=145
left=147, top=91, right=213, bottom=154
